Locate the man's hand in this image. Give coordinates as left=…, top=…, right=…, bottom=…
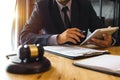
left=57, top=28, right=85, bottom=45
left=87, top=33, right=112, bottom=48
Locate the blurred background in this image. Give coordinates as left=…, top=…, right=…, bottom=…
left=0, top=0, right=119, bottom=55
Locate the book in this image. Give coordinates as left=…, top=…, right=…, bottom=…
left=73, top=54, right=120, bottom=76
left=44, top=45, right=109, bottom=59
left=80, top=27, right=119, bottom=45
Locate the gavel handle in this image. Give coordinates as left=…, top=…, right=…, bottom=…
left=6, top=54, right=17, bottom=59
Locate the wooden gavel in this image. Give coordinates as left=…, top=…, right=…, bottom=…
left=17, top=44, right=44, bottom=63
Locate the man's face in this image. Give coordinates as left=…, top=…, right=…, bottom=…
left=57, top=0, right=70, bottom=5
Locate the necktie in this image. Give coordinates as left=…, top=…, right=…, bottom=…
left=62, top=6, right=71, bottom=28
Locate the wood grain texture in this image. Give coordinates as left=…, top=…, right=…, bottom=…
left=0, top=46, right=120, bottom=80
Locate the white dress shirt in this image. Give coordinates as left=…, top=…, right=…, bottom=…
left=47, top=0, right=72, bottom=45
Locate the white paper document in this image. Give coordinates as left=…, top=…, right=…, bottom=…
left=44, top=45, right=109, bottom=59
left=73, top=54, right=120, bottom=76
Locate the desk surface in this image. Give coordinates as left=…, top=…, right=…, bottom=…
left=0, top=46, right=120, bottom=80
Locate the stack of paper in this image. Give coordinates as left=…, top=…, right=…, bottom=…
left=44, top=45, right=109, bottom=59
left=73, top=54, right=120, bottom=76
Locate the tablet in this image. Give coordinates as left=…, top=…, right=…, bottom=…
left=80, top=27, right=119, bottom=45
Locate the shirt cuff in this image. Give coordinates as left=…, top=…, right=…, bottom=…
left=47, top=34, right=59, bottom=45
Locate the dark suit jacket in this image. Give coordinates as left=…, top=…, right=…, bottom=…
left=19, top=0, right=105, bottom=46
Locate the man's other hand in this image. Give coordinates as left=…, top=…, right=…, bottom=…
left=87, top=33, right=112, bottom=48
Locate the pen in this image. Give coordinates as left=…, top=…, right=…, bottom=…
left=79, top=30, right=86, bottom=34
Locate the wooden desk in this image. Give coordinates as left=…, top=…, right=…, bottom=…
left=0, top=46, right=120, bottom=80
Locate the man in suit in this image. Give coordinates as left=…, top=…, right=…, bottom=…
left=19, top=0, right=113, bottom=48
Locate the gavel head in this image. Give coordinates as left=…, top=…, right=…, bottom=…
left=17, top=44, right=44, bottom=63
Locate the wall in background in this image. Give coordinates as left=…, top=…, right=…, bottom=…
left=91, top=0, right=115, bottom=26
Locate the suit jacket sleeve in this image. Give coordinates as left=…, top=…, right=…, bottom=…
left=19, top=1, right=51, bottom=46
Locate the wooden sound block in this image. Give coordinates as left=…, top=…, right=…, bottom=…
left=6, top=57, right=51, bottom=74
